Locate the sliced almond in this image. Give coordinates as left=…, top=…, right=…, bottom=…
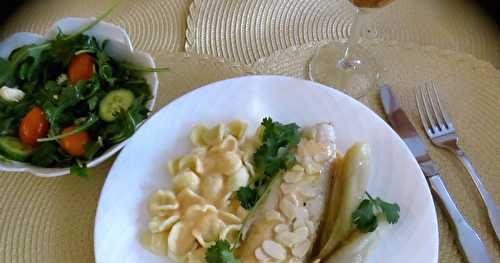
left=283, top=169, right=304, bottom=184
left=293, top=226, right=309, bottom=244
left=298, top=184, right=319, bottom=198
left=288, top=258, right=302, bottom=263
left=265, top=210, right=285, bottom=222
left=292, top=240, right=311, bottom=258
left=262, top=240, right=287, bottom=260
left=255, top=247, right=271, bottom=261
left=279, top=198, right=297, bottom=220
left=275, top=231, right=297, bottom=247
left=281, top=183, right=298, bottom=195
left=287, top=194, right=300, bottom=206
left=305, top=220, right=315, bottom=234
left=295, top=207, right=309, bottom=222
left=293, top=219, right=305, bottom=231
left=273, top=224, right=290, bottom=233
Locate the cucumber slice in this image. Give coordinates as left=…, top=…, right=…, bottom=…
left=0, top=136, right=33, bottom=162
left=99, top=89, right=135, bottom=122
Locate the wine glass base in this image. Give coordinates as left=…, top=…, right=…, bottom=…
left=308, top=42, right=380, bottom=99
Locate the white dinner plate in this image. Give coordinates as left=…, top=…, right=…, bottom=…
left=94, top=75, right=438, bottom=263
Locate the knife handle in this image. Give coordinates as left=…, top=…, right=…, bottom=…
left=428, top=175, right=492, bottom=263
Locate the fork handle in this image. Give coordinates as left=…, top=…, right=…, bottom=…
left=428, top=175, right=492, bottom=263
left=455, top=150, right=500, bottom=241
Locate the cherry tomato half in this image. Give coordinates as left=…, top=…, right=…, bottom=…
left=59, top=126, right=91, bottom=157
left=68, top=53, right=95, bottom=84
left=19, top=106, right=50, bottom=146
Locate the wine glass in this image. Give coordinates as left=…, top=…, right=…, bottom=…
left=309, top=0, right=395, bottom=100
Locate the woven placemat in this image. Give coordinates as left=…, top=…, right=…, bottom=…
left=0, top=53, right=251, bottom=263
left=252, top=40, right=500, bottom=262
left=0, top=0, right=192, bottom=53
left=185, top=0, right=500, bottom=67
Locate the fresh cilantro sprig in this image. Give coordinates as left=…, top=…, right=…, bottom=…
left=205, top=240, right=241, bottom=263
left=236, top=186, right=259, bottom=210
left=205, top=118, right=301, bottom=262
left=352, top=192, right=400, bottom=233
left=236, top=117, right=300, bottom=209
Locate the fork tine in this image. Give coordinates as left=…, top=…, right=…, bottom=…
left=431, top=81, right=452, bottom=129
left=426, top=82, right=446, bottom=131
left=420, top=84, right=438, bottom=133
left=416, top=87, right=431, bottom=134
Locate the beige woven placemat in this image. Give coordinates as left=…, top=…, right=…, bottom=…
left=185, top=0, right=500, bottom=67
left=252, top=40, right=500, bottom=263
left=0, top=0, right=192, bottom=53
left=0, top=53, right=251, bottom=263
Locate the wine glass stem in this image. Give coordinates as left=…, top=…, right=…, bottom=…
left=339, top=8, right=366, bottom=69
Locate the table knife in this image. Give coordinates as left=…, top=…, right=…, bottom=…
left=379, top=85, right=492, bottom=263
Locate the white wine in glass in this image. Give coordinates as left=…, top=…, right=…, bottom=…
left=309, top=0, right=395, bottom=100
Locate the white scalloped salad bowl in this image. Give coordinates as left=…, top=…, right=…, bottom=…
left=0, top=17, right=159, bottom=177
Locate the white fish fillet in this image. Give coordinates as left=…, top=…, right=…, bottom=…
left=236, top=123, right=336, bottom=262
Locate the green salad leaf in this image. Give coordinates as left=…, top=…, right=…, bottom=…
left=70, top=161, right=88, bottom=177
left=0, top=0, right=166, bottom=175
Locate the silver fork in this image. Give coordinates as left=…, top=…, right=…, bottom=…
left=416, top=81, right=500, bottom=241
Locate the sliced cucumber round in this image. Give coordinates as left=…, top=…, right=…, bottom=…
left=0, top=136, right=33, bottom=162
left=99, top=89, right=135, bottom=122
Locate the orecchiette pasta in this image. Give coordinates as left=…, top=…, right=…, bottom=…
left=149, top=214, right=180, bottom=233
left=168, top=222, right=196, bottom=257
left=210, top=135, right=238, bottom=153
left=200, top=173, right=224, bottom=202
left=189, top=125, right=208, bottom=146
left=149, top=190, right=179, bottom=216
left=227, top=120, right=247, bottom=141
left=168, top=156, right=181, bottom=176
left=178, top=155, right=204, bottom=174
left=216, top=151, right=243, bottom=175
left=142, top=231, right=169, bottom=256
left=173, top=171, right=200, bottom=193
left=202, top=124, right=226, bottom=146
left=143, top=121, right=257, bottom=262
left=226, top=167, right=249, bottom=192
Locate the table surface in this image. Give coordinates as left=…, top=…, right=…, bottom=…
left=0, top=0, right=499, bottom=263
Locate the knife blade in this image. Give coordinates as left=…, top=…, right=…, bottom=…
left=379, top=84, right=492, bottom=263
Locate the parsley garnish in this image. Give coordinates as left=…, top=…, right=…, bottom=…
left=236, top=117, right=300, bottom=210
left=205, top=240, right=241, bottom=263
left=352, top=192, right=400, bottom=233
left=236, top=186, right=259, bottom=210
left=207, top=118, right=300, bottom=262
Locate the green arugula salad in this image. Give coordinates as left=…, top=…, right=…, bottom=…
left=0, top=16, right=165, bottom=176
